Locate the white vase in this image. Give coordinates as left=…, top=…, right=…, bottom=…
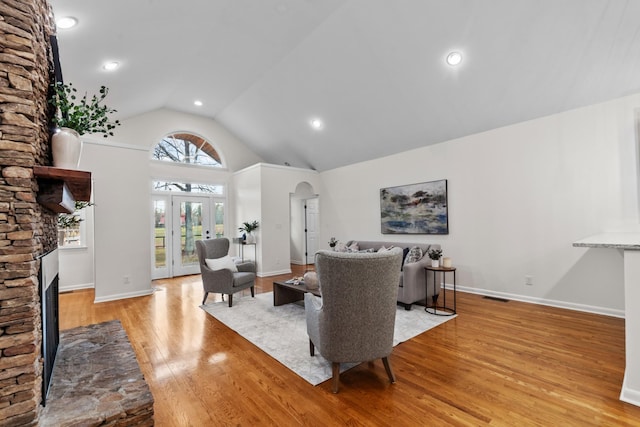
left=245, top=232, right=255, bottom=244
left=431, top=259, right=440, bottom=268
left=51, top=127, right=82, bottom=169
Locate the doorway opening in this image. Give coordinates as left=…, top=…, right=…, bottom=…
left=290, top=182, right=319, bottom=268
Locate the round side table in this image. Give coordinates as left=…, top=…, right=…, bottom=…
left=424, top=266, right=457, bottom=316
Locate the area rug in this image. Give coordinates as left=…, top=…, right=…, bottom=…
left=201, top=292, right=455, bottom=386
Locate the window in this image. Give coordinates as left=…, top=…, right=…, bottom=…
left=153, top=180, right=223, bottom=195
left=58, top=201, right=92, bottom=248
left=152, top=132, right=222, bottom=167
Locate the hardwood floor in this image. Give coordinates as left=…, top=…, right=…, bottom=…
left=59, top=266, right=640, bottom=426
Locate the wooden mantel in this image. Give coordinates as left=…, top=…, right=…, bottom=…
left=34, top=166, right=92, bottom=214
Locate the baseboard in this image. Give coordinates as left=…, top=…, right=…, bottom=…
left=257, top=268, right=292, bottom=278
left=621, top=375, right=640, bottom=407
left=445, top=284, right=625, bottom=318
left=94, top=288, right=154, bottom=303
left=59, top=283, right=94, bottom=293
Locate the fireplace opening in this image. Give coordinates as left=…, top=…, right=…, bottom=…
left=38, top=249, right=59, bottom=406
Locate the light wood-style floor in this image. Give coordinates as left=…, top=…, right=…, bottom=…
left=59, top=266, right=640, bottom=426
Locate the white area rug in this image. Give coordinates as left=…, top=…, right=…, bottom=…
left=201, top=292, right=455, bottom=386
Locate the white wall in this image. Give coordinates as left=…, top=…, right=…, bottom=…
left=66, top=94, right=640, bottom=315
left=232, top=164, right=262, bottom=264
left=71, top=108, right=264, bottom=302
left=80, top=141, right=153, bottom=301
left=233, top=164, right=321, bottom=276
left=319, top=93, right=640, bottom=316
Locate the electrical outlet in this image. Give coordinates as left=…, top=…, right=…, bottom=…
left=525, top=276, right=533, bottom=286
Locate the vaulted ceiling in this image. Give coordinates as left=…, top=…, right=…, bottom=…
left=49, top=0, right=640, bottom=171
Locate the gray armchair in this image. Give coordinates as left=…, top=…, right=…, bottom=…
left=305, top=248, right=403, bottom=393
left=195, top=238, right=256, bottom=307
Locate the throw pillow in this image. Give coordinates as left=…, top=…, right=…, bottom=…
left=347, top=242, right=360, bottom=252
left=205, top=256, right=238, bottom=272
left=378, top=246, right=387, bottom=252
left=335, top=241, right=348, bottom=252
left=303, top=271, right=319, bottom=289
left=404, top=246, right=423, bottom=265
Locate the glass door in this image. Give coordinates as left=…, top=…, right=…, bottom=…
left=172, top=195, right=211, bottom=276
left=152, top=194, right=224, bottom=279
left=152, top=196, right=170, bottom=279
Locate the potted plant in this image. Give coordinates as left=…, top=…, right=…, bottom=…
left=48, top=82, right=121, bottom=169
left=428, top=248, right=443, bottom=267
left=238, top=220, right=259, bottom=244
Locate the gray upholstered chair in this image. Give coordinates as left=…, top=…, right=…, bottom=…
left=304, top=248, right=403, bottom=393
left=195, top=238, right=256, bottom=307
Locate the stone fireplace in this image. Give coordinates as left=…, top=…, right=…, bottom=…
left=0, top=0, right=61, bottom=425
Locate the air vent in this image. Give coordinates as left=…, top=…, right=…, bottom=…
left=483, top=296, right=509, bottom=303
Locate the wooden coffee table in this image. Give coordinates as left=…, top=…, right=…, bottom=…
left=273, top=280, right=321, bottom=306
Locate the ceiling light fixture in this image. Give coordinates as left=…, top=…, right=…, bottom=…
left=194, top=100, right=203, bottom=107
left=56, top=16, right=78, bottom=29
left=310, top=118, right=324, bottom=130
left=446, top=51, right=463, bottom=66
left=103, top=61, right=119, bottom=71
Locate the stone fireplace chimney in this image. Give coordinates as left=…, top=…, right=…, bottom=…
left=1, top=0, right=59, bottom=425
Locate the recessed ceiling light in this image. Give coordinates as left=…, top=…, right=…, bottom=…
left=102, top=61, right=119, bottom=71
left=56, top=16, right=78, bottom=29
left=194, top=100, right=203, bottom=107
left=310, top=118, right=324, bottom=130
left=446, top=51, right=463, bottom=66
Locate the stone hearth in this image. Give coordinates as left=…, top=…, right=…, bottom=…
left=40, top=320, right=154, bottom=426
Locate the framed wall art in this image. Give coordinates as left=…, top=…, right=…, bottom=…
left=380, top=179, right=448, bottom=234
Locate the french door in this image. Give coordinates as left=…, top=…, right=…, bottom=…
left=152, top=194, right=224, bottom=279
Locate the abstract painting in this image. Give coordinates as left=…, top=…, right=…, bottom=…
left=380, top=179, right=448, bottom=234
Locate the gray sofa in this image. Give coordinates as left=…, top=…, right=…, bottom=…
left=345, top=240, right=441, bottom=310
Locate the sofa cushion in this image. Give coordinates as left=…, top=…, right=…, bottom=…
left=335, top=241, right=348, bottom=252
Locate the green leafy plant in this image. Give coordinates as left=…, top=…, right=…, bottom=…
left=58, top=201, right=93, bottom=229
left=428, top=248, right=443, bottom=260
left=49, top=82, right=121, bottom=137
left=238, top=220, right=259, bottom=234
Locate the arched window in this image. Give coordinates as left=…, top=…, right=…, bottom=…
left=152, top=132, right=222, bottom=166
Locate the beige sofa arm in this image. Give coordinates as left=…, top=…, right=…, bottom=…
left=402, top=255, right=429, bottom=288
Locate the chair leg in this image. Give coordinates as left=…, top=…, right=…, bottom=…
left=309, top=340, right=315, bottom=356
left=382, top=357, right=396, bottom=384
left=202, top=292, right=208, bottom=305
left=250, top=286, right=255, bottom=297
left=332, top=362, right=340, bottom=393
left=228, top=294, right=233, bottom=307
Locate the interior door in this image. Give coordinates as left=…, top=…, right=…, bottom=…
left=305, top=197, right=319, bottom=264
